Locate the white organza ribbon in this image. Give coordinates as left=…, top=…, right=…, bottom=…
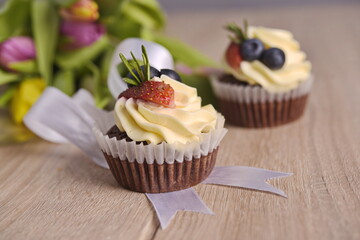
left=23, top=38, right=292, bottom=229
left=24, top=88, right=110, bottom=168
left=146, top=188, right=215, bottom=229
left=147, top=167, right=291, bottom=229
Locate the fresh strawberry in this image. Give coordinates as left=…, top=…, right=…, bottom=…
left=225, top=42, right=242, bottom=69
left=119, top=81, right=175, bottom=108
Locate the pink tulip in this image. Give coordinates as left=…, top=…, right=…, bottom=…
left=60, top=20, right=105, bottom=51
left=60, top=0, right=99, bottom=22
left=0, top=36, right=36, bottom=71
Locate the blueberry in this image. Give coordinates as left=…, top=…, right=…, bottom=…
left=148, top=66, right=161, bottom=78
left=240, top=39, right=264, bottom=61
left=160, top=69, right=182, bottom=82
left=259, top=48, right=286, bottom=70
left=126, top=65, right=161, bottom=87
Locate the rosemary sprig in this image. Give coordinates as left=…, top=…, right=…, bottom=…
left=119, top=45, right=151, bottom=86
left=142, top=45, right=150, bottom=80
left=225, top=20, right=250, bottom=43
left=122, top=77, right=138, bottom=86
left=130, top=51, right=145, bottom=81
left=119, top=53, right=141, bottom=84
left=244, top=19, right=249, bottom=38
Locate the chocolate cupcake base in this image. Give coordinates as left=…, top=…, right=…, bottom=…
left=218, top=95, right=308, bottom=128
left=211, top=75, right=313, bottom=128
left=103, top=148, right=218, bottom=193
left=92, top=113, right=227, bottom=193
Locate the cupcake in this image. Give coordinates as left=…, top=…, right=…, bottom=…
left=93, top=46, right=227, bottom=193
left=211, top=22, right=313, bottom=128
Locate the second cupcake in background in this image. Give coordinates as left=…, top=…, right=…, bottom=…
left=211, top=21, right=313, bottom=128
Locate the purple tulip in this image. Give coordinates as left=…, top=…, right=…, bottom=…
left=0, top=36, right=36, bottom=71
left=60, top=20, right=105, bottom=51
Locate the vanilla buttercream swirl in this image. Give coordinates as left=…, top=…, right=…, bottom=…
left=225, top=26, right=312, bottom=92
left=114, top=75, right=217, bottom=144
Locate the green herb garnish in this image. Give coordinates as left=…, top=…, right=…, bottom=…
left=225, top=20, right=249, bottom=44
left=119, top=45, right=150, bottom=86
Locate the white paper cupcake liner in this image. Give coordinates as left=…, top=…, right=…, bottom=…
left=92, top=113, right=227, bottom=165
left=211, top=76, right=314, bottom=127
left=211, top=75, right=314, bottom=103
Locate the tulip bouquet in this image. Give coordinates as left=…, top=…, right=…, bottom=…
left=0, top=0, right=217, bottom=139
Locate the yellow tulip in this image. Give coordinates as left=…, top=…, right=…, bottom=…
left=10, top=78, right=45, bottom=124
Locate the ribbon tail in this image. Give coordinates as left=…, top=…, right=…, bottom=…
left=146, top=188, right=214, bottom=229
left=24, top=87, right=109, bottom=169
left=203, top=166, right=292, bottom=197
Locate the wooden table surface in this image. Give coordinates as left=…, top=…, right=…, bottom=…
left=1, top=3, right=360, bottom=240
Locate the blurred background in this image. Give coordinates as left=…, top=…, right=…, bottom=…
left=158, top=0, right=357, bottom=10
left=0, top=0, right=358, bottom=144
left=1, top=0, right=357, bottom=10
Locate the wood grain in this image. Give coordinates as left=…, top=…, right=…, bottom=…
left=1, top=3, right=360, bottom=240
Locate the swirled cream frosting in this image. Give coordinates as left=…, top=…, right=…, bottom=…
left=114, top=75, right=217, bottom=144
left=225, top=26, right=312, bottom=92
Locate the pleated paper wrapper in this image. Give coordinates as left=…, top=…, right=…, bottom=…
left=92, top=113, right=227, bottom=193
left=211, top=76, right=314, bottom=128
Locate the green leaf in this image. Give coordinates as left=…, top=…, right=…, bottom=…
left=0, top=70, right=19, bottom=85
left=95, top=52, right=115, bottom=109
left=56, top=35, right=110, bottom=70
left=95, top=96, right=112, bottom=109
left=140, top=27, right=155, bottom=41
left=86, top=62, right=105, bottom=108
left=130, top=0, right=165, bottom=29
left=105, top=16, right=142, bottom=40
left=97, top=0, right=124, bottom=17
left=0, top=0, right=31, bottom=41
left=132, top=0, right=164, bottom=18
left=53, top=69, right=75, bottom=96
left=154, top=33, right=219, bottom=69
left=32, top=0, right=59, bottom=85
left=83, top=61, right=111, bottom=109
left=0, top=86, right=16, bottom=107
left=8, top=60, right=37, bottom=74
left=100, top=47, right=115, bottom=81
left=51, top=0, right=77, bottom=7
left=121, top=1, right=163, bottom=30
left=104, top=0, right=165, bottom=40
